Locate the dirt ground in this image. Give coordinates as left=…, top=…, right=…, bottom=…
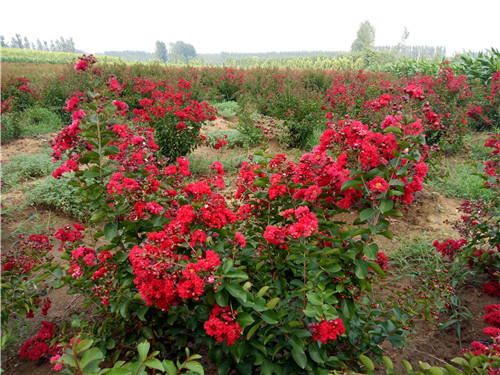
left=1, top=129, right=496, bottom=374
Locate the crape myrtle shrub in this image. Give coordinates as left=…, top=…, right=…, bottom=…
left=40, top=55, right=437, bottom=374
left=3, top=59, right=499, bottom=149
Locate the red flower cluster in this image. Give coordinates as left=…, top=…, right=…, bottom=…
left=263, top=206, right=319, bottom=246
left=432, top=239, right=467, bottom=261
left=376, top=252, right=389, bottom=271
left=1, top=233, right=53, bottom=274
left=204, top=304, right=242, bottom=346
left=484, top=304, right=500, bottom=328
left=55, top=223, right=85, bottom=251
left=129, top=244, right=221, bottom=311
left=483, top=281, right=500, bottom=297
left=308, top=318, right=345, bottom=345
left=19, top=321, right=59, bottom=361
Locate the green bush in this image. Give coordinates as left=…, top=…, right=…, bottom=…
left=1, top=107, right=62, bottom=143
left=1, top=152, right=58, bottom=189
left=210, top=100, right=240, bottom=118
left=25, top=174, right=92, bottom=220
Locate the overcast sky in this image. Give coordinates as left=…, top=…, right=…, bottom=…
left=1, top=0, right=498, bottom=56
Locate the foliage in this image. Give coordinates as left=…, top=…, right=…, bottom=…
left=25, top=174, right=93, bottom=220
left=169, top=41, right=197, bottom=64
left=210, top=100, right=240, bottom=118
left=432, top=134, right=499, bottom=297
left=1, top=232, right=56, bottom=352
left=54, top=338, right=204, bottom=375
left=1, top=106, right=63, bottom=143
left=3, top=53, right=500, bottom=374
left=351, top=20, right=376, bottom=52
left=1, top=152, right=58, bottom=189
left=0, top=47, right=123, bottom=64
left=155, top=41, right=168, bottom=63
left=456, top=48, right=500, bottom=84
left=37, top=55, right=436, bottom=373
left=127, top=75, right=217, bottom=161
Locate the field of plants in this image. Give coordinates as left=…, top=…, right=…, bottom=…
left=1, top=51, right=499, bottom=375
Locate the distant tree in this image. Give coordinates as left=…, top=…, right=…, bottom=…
left=0, top=35, right=6, bottom=47
left=10, top=34, right=23, bottom=49
left=394, top=27, right=409, bottom=54
left=351, top=21, right=376, bottom=52
left=36, top=38, right=44, bottom=51
left=169, top=41, right=196, bottom=63
left=23, top=36, right=31, bottom=50
left=154, top=40, right=168, bottom=62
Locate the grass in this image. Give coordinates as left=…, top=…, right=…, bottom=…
left=1, top=152, right=59, bottom=190
left=210, top=100, right=241, bottom=118
left=427, top=160, right=497, bottom=204
left=388, top=235, right=474, bottom=345
left=1, top=107, right=62, bottom=142
left=25, top=174, right=93, bottom=221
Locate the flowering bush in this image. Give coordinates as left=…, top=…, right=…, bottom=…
left=130, top=76, right=217, bottom=160
left=434, top=134, right=500, bottom=298
left=37, top=55, right=441, bottom=373
left=1, top=75, right=39, bottom=114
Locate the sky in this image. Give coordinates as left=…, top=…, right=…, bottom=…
left=1, top=0, right=498, bottom=56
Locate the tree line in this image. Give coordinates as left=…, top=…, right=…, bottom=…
left=1, top=34, right=76, bottom=53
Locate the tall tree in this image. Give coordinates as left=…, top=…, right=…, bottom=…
left=10, top=34, right=23, bottom=49
left=351, top=21, right=376, bottom=52
left=154, top=41, right=168, bottom=62
left=169, top=41, right=196, bottom=64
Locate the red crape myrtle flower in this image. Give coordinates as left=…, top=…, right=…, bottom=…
left=484, top=304, right=500, bottom=328
left=308, top=318, right=345, bottom=345
left=204, top=304, right=242, bottom=346
left=483, top=280, right=500, bottom=297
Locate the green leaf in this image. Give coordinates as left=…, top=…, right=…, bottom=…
left=104, top=145, right=120, bottom=156
left=140, top=326, right=153, bottom=340
left=359, top=208, right=377, bottom=222
left=359, top=355, right=375, bottom=372
left=427, top=367, right=445, bottom=375
left=291, top=348, right=307, bottom=369
left=383, top=126, right=403, bottom=135
left=306, top=292, right=323, bottom=306
left=389, top=179, right=406, bottom=187
left=355, top=259, right=370, bottom=279
left=340, top=179, right=361, bottom=191
left=183, top=361, right=204, bottom=374
left=382, top=356, right=394, bottom=370
left=379, top=199, right=394, bottom=214
left=103, top=222, right=118, bottom=241
left=246, top=322, right=261, bottom=340
left=253, top=177, right=269, bottom=187
left=236, top=312, right=254, bottom=328
left=79, top=347, right=104, bottom=370
left=91, top=210, right=106, bottom=223
left=75, top=339, right=93, bottom=354
left=144, top=358, right=164, bottom=371
left=137, top=341, right=150, bottom=362
left=162, top=360, right=177, bottom=375
left=261, top=310, right=278, bottom=324
left=266, top=297, right=280, bottom=310
left=256, top=286, right=269, bottom=298
left=215, top=289, right=228, bottom=307
left=225, top=283, right=247, bottom=302
left=225, top=271, right=248, bottom=280
left=308, top=343, right=323, bottom=364
left=363, top=244, right=378, bottom=260
left=106, top=368, right=131, bottom=375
